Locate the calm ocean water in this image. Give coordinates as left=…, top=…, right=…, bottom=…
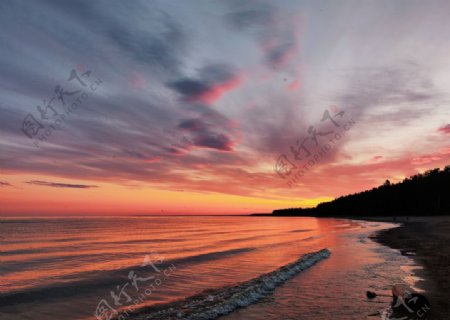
left=0, top=216, right=423, bottom=320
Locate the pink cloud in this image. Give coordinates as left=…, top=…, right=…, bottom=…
left=288, top=79, right=301, bottom=92
left=144, top=157, right=161, bottom=163
left=193, top=74, right=243, bottom=104
left=411, top=155, right=442, bottom=165
left=130, top=71, right=147, bottom=90
left=411, top=145, right=450, bottom=165
left=263, top=42, right=298, bottom=68
left=439, top=147, right=450, bottom=155
left=227, top=119, right=240, bottom=128
left=437, top=124, right=450, bottom=134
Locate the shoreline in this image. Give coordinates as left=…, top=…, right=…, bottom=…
left=254, top=215, right=449, bottom=318
left=370, top=217, right=450, bottom=319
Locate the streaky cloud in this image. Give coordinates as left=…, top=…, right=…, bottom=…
left=26, top=180, right=98, bottom=189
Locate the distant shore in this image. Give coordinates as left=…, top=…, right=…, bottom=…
left=371, top=217, right=450, bottom=319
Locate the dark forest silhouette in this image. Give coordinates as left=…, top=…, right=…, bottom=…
left=272, top=166, right=450, bottom=217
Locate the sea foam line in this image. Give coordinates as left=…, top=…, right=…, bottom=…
left=125, top=248, right=331, bottom=320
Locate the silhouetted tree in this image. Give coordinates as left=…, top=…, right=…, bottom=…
left=272, top=166, right=450, bottom=217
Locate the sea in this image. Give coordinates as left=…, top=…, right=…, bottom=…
left=0, top=216, right=424, bottom=320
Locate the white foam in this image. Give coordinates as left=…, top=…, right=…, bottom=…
left=129, top=248, right=331, bottom=320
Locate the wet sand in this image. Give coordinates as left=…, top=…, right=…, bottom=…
left=371, top=217, right=450, bottom=319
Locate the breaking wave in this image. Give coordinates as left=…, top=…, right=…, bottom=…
left=120, top=248, right=331, bottom=320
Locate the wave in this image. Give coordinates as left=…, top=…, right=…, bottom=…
left=290, top=229, right=314, bottom=233
left=119, top=248, right=331, bottom=320
left=0, top=238, right=189, bottom=259
left=0, top=247, right=255, bottom=307
left=1, top=236, right=90, bottom=244
left=293, top=235, right=323, bottom=242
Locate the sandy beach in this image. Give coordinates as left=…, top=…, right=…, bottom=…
left=372, top=217, right=450, bottom=319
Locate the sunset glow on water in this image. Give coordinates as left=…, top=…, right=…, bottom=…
left=0, top=217, right=421, bottom=320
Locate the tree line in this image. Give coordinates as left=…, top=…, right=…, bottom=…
left=272, top=166, right=450, bottom=217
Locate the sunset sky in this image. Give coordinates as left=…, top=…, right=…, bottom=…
left=1, top=0, right=449, bottom=215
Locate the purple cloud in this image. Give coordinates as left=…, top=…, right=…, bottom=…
left=26, top=180, right=98, bottom=189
